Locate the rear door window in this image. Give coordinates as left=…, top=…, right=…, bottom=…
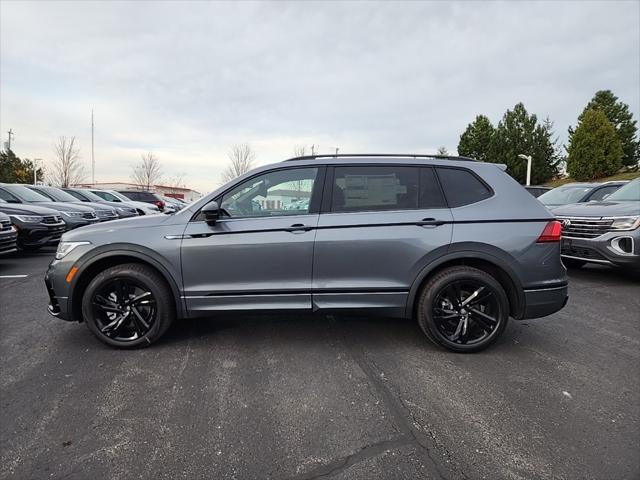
left=419, top=168, right=447, bottom=208
left=435, top=167, right=493, bottom=207
left=330, top=166, right=418, bottom=212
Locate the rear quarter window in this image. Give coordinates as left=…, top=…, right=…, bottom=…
left=435, top=167, right=493, bottom=207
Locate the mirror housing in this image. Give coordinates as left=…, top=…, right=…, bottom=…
left=201, top=201, right=220, bottom=226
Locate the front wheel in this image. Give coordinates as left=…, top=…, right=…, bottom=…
left=81, top=263, right=175, bottom=348
left=417, top=266, right=509, bottom=353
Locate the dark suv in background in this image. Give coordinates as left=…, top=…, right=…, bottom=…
left=46, top=154, right=568, bottom=352
left=117, top=190, right=165, bottom=212
left=0, top=199, right=66, bottom=251
left=0, top=184, right=98, bottom=230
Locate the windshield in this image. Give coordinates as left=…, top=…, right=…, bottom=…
left=35, top=186, right=79, bottom=202
left=107, top=190, right=130, bottom=202
left=79, top=190, right=106, bottom=202
left=606, top=179, right=640, bottom=201
left=3, top=184, right=52, bottom=202
left=538, top=185, right=593, bottom=205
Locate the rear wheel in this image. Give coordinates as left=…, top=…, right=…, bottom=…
left=417, top=266, right=509, bottom=353
left=562, top=258, right=586, bottom=269
left=81, top=263, right=174, bottom=348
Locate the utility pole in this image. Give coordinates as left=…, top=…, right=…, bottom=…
left=335, top=147, right=339, bottom=155
left=6, top=128, right=14, bottom=150
left=91, top=110, right=95, bottom=185
left=311, top=144, right=315, bottom=155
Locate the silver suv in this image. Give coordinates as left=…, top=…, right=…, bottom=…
left=45, top=154, right=568, bottom=352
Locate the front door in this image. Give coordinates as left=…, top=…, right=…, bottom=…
left=181, top=166, right=323, bottom=314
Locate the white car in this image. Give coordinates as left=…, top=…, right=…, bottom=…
left=90, top=189, right=161, bottom=215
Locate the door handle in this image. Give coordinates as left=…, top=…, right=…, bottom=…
left=416, top=218, right=446, bottom=227
left=286, top=223, right=314, bottom=232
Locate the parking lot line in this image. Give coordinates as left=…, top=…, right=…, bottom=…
left=0, top=275, right=29, bottom=278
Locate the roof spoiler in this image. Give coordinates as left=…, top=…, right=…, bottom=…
left=494, top=163, right=507, bottom=171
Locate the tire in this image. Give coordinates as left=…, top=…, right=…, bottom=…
left=562, top=258, right=586, bottom=269
left=81, top=263, right=175, bottom=348
left=417, top=266, right=509, bottom=353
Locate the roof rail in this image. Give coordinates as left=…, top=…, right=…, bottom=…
left=283, top=153, right=478, bottom=162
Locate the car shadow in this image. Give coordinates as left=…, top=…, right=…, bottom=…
left=567, top=264, right=640, bottom=283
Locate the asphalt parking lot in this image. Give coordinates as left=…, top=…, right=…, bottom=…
left=1, top=249, right=638, bottom=480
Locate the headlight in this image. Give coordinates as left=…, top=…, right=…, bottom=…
left=60, top=211, right=85, bottom=218
left=13, top=215, right=43, bottom=223
left=610, top=216, right=640, bottom=230
left=55, top=241, right=91, bottom=260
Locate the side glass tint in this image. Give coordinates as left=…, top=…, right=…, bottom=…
left=436, top=168, right=492, bottom=207
left=419, top=168, right=447, bottom=208
left=331, top=166, right=418, bottom=212
left=220, top=168, right=318, bottom=218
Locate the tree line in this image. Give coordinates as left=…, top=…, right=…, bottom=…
left=457, top=90, right=638, bottom=184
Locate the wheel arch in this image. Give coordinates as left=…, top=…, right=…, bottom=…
left=69, top=246, right=184, bottom=323
left=406, top=246, right=525, bottom=320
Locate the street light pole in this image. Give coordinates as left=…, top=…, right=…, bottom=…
left=33, top=158, right=42, bottom=185
left=518, top=154, right=532, bottom=186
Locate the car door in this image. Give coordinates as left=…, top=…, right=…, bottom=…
left=181, top=166, right=324, bottom=314
left=312, top=165, right=453, bottom=316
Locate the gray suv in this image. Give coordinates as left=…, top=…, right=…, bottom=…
left=45, top=154, right=568, bottom=352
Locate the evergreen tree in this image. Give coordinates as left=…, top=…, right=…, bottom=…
left=488, top=103, right=560, bottom=184
left=566, top=109, right=623, bottom=181
left=457, top=115, right=495, bottom=162
left=569, top=90, right=639, bottom=168
left=0, top=149, right=44, bottom=183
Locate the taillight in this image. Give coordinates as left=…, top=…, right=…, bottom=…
left=537, top=220, right=562, bottom=243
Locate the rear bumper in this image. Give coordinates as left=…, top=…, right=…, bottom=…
left=521, top=284, right=568, bottom=319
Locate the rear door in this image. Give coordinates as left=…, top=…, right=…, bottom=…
left=180, top=166, right=324, bottom=314
left=312, top=165, right=453, bottom=315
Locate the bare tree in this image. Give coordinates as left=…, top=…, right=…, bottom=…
left=131, top=152, right=163, bottom=191
left=167, top=172, right=186, bottom=194
left=221, top=144, right=255, bottom=183
left=293, top=145, right=307, bottom=157
left=437, top=146, right=449, bottom=156
left=49, top=136, right=86, bottom=187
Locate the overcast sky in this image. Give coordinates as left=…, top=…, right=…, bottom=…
left=1, top=1, right=639, bottom=193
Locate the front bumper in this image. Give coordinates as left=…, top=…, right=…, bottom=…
left=560, top=230, right=640, bottom=268
left=0, top=228, right=18, bottom=254
left=16, top=222, right=66, bottom=247
left=45, top=263, right=72, bottom=321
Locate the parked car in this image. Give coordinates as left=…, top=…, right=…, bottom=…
left=45, top=154, right=568, bottom=352
left=63, top=188, right=138, bottom=219
left=0, top=211, right=18, bottom=255
left=162, top=196, right=184, bottom=212
left=117, top=190, right=165, bottom=212
left=525, top=186, right=551, bottom=198
left=0, top=199, right=66, bottom=251
left=27, top=185, right=118, bottom=222
left=538, top=181, right=627, bottom=209
left=88, top=189, right=161, bottom=215
left=0, top=184, right=99, bottom=230
left=553, top=178, right=640, bottom=270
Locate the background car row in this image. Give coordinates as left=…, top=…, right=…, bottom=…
left=0, top=184, right=182, bottom=254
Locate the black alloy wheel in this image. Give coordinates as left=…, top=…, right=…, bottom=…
left=82, top=263, right=174, bottom=348
left=417, top=266, right=509, bottom=353
left=92, top=278, right=156, bottom=341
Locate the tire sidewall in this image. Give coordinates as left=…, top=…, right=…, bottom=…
left=418, top=267, right=509, bottom=353
left=82, top=264, right=172, bottom=348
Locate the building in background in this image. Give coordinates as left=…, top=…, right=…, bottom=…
left=75, top=182, right=203, bottom=201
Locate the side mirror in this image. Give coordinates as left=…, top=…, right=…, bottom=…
left=201, top=201, right=220, bottom=226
